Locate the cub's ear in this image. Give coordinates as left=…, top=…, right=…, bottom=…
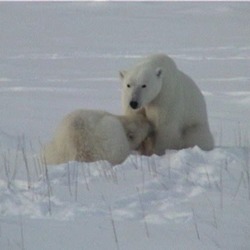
left=156, top=68, right=162, bottom=78
left=119, top=70, right=127, bottom=80
left=138, top=108, right=147, bottom=117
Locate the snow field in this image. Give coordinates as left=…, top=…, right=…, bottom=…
left=0, top=2, right=250, bottom=250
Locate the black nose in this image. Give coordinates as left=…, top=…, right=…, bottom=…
left=130, top=101, right=138, bottom=109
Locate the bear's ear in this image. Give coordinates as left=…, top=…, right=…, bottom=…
left=156, top=68, right=162, bottom=78
left=119, top=70, right=127, bottom=80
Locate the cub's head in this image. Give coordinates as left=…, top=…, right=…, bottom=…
left=120, top=112, right=154, bottom=151
left=120, top=66, right=163, bottom=110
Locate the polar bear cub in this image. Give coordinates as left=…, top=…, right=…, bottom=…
left=120, top=53, right=214, bottom=155
left=42, top=109, right=153, bottom=165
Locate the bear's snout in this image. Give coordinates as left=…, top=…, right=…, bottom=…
left=130, top=101, right=139, bottom=109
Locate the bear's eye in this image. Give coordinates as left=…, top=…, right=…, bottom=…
left=127, top=133, right=134, bottom=140
left=127, top=84, right=131, bottom=88
left=142, top=84, right=147, bottom=88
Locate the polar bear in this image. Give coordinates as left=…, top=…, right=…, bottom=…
left=41, top=109, right=153, bottom=166
left=120, top=53, right=214, bottom=155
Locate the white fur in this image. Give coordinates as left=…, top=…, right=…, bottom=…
left=42, top=109, right=152, bottom=165
left=120, top=53, right=214, bottom=155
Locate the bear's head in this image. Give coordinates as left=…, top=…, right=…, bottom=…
left=119, top=112, right=154, bottom=151
left=120, top=66, right=163, bottom=110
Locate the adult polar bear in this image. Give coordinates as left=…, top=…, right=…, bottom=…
left=120, top=53, right=214, bottom=155
left=42, top=110, right=153, bottom=166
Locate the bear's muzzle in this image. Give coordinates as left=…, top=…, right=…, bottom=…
left=130, top=101, right=139, bottom=109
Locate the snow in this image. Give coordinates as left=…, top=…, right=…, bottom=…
left=0, top=2, right=250, bottom=250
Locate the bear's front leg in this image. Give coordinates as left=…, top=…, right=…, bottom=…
left=154, top=125, right=183, bottom=155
